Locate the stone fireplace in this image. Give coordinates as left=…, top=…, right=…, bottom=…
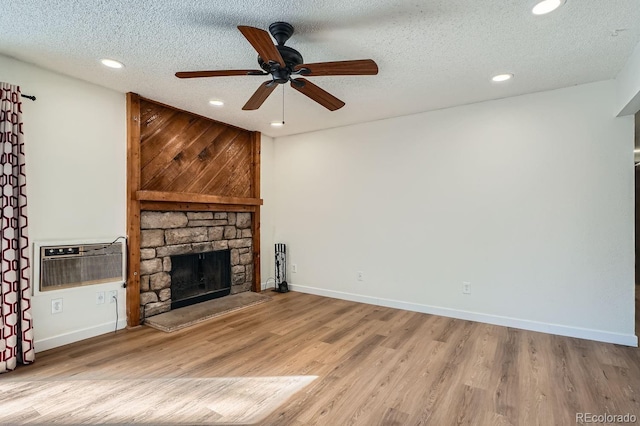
left=139, top=211, right=253, bottom=319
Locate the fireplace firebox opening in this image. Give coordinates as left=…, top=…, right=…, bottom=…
left=170, top=250, right=231, bottom=309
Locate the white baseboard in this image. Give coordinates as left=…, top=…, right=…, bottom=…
left=289, top=284, right=638, bottom=347
left=35, top=319, right=128, bottom=353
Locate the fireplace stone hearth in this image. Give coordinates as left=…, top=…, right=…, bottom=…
left=139, top=211, right=253, bottom=319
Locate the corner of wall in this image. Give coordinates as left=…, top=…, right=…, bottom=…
left=616, top=40, right=640, bottom=116
left=260, top=134, right=276, bottom=283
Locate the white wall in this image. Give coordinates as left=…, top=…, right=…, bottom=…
left=273, top=80, right=637, bottom=346
left=260, top=134, right=276, bottom=287
left=0, top=55, right=127, bottom=352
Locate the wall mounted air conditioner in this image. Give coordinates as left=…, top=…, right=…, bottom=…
left=33, top=240, right=126, bottom=293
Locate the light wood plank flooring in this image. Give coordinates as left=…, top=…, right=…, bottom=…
left=5, top=291, right=640, bottom=425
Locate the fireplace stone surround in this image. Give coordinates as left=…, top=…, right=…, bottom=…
left=139, top=211, right=253, bottom=319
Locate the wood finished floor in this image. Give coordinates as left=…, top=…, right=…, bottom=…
left=6, top=290, right=640, bottom=425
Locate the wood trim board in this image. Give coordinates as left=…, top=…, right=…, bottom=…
left=126, top=93, right=142, bottom=326
left=137, top=190, right=263, bottom=206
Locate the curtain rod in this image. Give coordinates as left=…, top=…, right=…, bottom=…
left=21, top=94, right=36, bottom=101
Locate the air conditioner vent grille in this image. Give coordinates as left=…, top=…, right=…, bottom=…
left=39, top=242, right=124, bottom=291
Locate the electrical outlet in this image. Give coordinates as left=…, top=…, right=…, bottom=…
left=108, top=290, right=117, bottom=303
left=357, top=271, right=364, bottom=282
left=51, top=298, right=63, bottom=314
left=96, top=291, right=105, bottom=304
left=291, top=264, right=297, bottom=273
left=462, top=281, right=471, bottom=295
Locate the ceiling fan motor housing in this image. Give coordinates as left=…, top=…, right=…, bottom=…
left=258, top=45, right=304, bottom=75
left=256, top=22, right=305, bottom=83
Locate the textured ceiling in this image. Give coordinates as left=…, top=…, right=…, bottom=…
left=1, top=0, right=639, bottom=137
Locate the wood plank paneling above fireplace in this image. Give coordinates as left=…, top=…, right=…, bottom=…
left=126, top=93, right=262, bottom=327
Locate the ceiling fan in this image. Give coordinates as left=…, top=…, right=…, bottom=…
left=175, top=22, right=378, bottom=111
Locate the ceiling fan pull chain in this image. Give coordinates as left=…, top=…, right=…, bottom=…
left=282, top=84, right=285, bottom=125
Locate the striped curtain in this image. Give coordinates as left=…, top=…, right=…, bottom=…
left=0, top=82, right=35, bottom=373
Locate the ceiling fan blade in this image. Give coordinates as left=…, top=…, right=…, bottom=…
left=175, top=70, right=265, bottom=78
left=242, top=81, right=278, bottom=110
left=295, top=59, right=378, bottom=76
left=290, top=78, right=345, bottom=111
left=238, top=26, right=285, bottom=68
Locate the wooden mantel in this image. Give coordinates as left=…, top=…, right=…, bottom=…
left=126, top=93, right=262, bottom=327
left=136, top=190, right=263, bottom=206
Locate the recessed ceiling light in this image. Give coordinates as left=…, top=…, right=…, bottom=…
left=100, top=58, right=124, bottom=69
left=270, top=121, right=284, bottom=127
left=209, top=100, right=224, bottom=107
left=532, top=0, right=565, bottom=15
left=491, top=73, right=513, bottom=82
